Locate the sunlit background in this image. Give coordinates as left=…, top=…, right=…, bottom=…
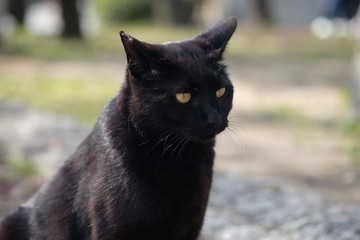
left=1, top=0, right=360, bottom=238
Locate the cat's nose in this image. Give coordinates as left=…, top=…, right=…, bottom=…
left=201, top=107, right=221, bottom=128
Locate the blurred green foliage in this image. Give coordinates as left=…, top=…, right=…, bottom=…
left=97, top=0, right=151, bottom=22
left=0, top=24, right=355, bottom=60
left=5, top=158, right=38, bottom=177
left=0, top=23, right=200, bottom=60
left=259, top=105, right=311, bottom=127
left=344, top=120, right=360, bottom=166
left=0, top=76, right=119, bottom=124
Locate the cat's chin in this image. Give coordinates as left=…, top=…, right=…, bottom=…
left=192, top=134, right=216, bottom=143
left=188, top=130, right=222, bottom=143
left=186, top=125, right=227, bottom=143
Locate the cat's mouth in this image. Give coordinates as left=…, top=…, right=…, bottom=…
left=185, top=125, right=227, bottom=142
left=196, top=133, right=217, bottom=142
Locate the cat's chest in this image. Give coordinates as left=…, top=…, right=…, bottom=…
left=106, top=171, right=211, bottom=237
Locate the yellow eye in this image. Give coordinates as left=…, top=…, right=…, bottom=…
left=216, top=87, right=226, bottom=98
left=175, top=93, right=191, bottom=104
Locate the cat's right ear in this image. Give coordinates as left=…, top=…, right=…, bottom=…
left=194, top=16, right=237, bottom=61
left=120, top=31, right=162, bottom=79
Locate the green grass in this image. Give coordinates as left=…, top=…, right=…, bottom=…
left=343, top=120, right=360, bottom=166
left=0, top=23, right=200, bottom=60
left=0, top=22, right=355, bottom=60
left=257, top=105, right=315, bottom=135
left=1, top=154, right=38, bottom=178
left=4, top=158, right=38, bottom=177
left=0, top=76, right=119, bottom=124
left=0, top=28, right=123, bottom=60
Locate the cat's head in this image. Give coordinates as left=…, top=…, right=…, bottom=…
left=120, top=17, right=237, bottom=142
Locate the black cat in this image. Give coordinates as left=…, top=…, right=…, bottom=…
left=0, top=16, right=237, bottom=240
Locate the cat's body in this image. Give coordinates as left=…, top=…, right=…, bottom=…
left=0, top=17, right=237, bottom=240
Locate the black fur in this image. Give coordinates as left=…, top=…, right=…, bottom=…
left=0, top=16, right=237, bottom=240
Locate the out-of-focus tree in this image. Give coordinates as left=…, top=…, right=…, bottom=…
left=100, top=0, right=151, bottom=22
left=6, top=0, right=83, bottom=38
left=322, top=0, right=360, bottom=19
left=152, top=0, right=203, bottom=25
left=7, top=0, right=26, bottom=25
left=0, top=0, right=6, bottom=45
left=60, top=0, right=82, bottom=38
left=100, top=0, right=201, bottom=25
left=254, top=0, right=271, bottom=25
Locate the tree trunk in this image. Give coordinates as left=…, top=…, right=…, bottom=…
left=60, top=0, right=82, bottom=38
left=255, top=0, right=271, bottom=25
left=7, top=0, right=26, bottom=25
left=152, top=0, right=172, bottom=23
left=152, top=0, right=198, bottom=25
left=170, top=0, right=196, bottom=25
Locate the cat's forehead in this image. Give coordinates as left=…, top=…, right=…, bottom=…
left=160, top=41, right=210, bottom=68
left=156, top=41, right=224, bottom=85
left=162, top=41, right=206, bottom=58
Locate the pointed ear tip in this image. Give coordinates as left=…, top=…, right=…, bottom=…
left=225, top=16, right=238, bottom=30
left=119, top=31, right=135, bottom=45
left=119, top=31, right=129, bottom=39
left=228, top=16, right=238, bottom=23
left=229, top=16, right=237, bottom=24
left=119, top=31, right=126, bottom=40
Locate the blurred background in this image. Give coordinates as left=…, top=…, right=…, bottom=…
left=1, top=0, right=360, bottom=238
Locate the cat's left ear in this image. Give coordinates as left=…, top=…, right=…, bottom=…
left=195, top=16, right=237, bottom=61
left=119, top=31, right=163, bottom=79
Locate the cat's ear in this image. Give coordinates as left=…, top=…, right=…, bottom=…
left=194, top=16, right=237, bottom=61
left=119, top=31, right=162, bottom=79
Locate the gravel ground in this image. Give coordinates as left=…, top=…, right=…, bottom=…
left=0, top=101, right=88, bottom=177
left=1, top=101, right=360, bottom=240
left=202, top=173, right=360, bottom=240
